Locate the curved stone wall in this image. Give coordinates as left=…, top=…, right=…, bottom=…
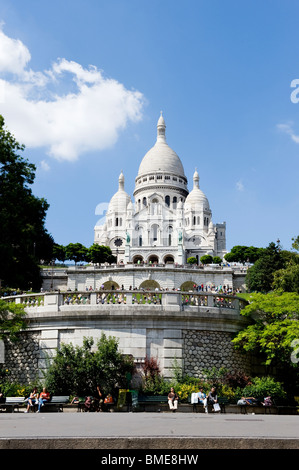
left=0, top=291, right=252, bottom=385
left=183, top=330, right=251, bottom=379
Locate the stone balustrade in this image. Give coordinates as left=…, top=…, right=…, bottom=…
left=2, top=290, right=247, bottom=313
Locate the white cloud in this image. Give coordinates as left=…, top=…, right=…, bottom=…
left=0, top=29, right=31, bottom=74
left=277, top=122, right=299, bottom=144
left=40, top=160, right=50, bottom=172
left=0, top=29, right=145, bottom=161
left=236, top=180, right=244, bottom=191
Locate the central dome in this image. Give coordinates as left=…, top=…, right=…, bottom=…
left=137, top=113, right=186, bottom=178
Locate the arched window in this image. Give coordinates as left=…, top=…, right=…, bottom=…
left=115, top=217, right=119, bottom=227
left=151, top=224, right=159, bottom=243
left=143, top=197, right=147, bottom=206
left=173, top=196, right=177, bottom=209
left=167, top=226, right=173, bottom=246
left=165, top=195, right=170, bottom=207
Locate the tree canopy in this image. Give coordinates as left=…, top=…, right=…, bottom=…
left=52, top=242, right=117, bottom=265
left=44, top=334, right=135, bottom=396
left=224, top=245, right=265, bottom=264
left=0, top=300, right=27, bottom=341
left=200, top=254, right=213, bottom=265
left=245, top=242, right=286, bottom=293
left=233, top=291, right=299, bottom=393
left=0, top=115, right=53, bottom=290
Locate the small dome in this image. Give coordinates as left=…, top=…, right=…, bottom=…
left=185, top=168, right=210, bottom=211
left=108, top=171, right=131, bottom=213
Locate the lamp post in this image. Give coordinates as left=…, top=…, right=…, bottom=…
left=50, top=259, right=55, bottom=291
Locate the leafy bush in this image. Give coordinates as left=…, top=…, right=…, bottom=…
left=237, top=376, right=286, bottom=401
left=224, top=371, right=252, bottom=389
left=200, top=255, right=213, bottom=265
left=44, top=334, right=135, bottom=396
left=187, top=257, right=197, bottom=265
left=0, top=381, right=40, bottom=397
left=141, top=375, right=172, bottom=396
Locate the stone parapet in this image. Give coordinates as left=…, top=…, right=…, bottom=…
left=1, top=291, right=250, bottom=382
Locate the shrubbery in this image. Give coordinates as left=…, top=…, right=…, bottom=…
left=44, top=334, right=135, bottom=396
left=0, top=348, right=290, bottom=406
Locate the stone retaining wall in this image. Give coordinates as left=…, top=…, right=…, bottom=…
left=3, top=332, right=41, bottom=384
left=183, top=329, right=251, bottom=378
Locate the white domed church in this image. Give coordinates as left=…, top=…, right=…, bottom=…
left=94, top=114, right=227, bottom=264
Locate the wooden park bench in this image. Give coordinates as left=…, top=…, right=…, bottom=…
left=39, top=395, right=70, bottom=412
left=137, top=395, right=168, bottom=411
left=218, top=396, right=230, bottom=413
left=238, top=397, right=273, bottom=414
left=0, top=397, right=25, bottom=412
left=190, top=395, right=229, bottom=413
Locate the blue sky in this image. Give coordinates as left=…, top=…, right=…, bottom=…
left=0, top=0, right=298, bottom=252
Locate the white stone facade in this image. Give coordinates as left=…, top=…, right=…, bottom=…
left=94, top=114, right=226, bottom=265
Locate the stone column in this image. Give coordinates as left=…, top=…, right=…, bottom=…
left=39, top=329, right=59, bottom=377
left=163, top=329, right=183, bottom=379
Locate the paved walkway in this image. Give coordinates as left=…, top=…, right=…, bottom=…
left=0, top=412, right=299, bottom=449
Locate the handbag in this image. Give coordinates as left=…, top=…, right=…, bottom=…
left=104, top=394, right=114, bottom=404
left=213, top=403, right=220, bottom=412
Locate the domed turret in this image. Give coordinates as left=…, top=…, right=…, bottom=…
left=185, top=169, right=210, bottom=211
left=108, top=171, right=131, bottom=214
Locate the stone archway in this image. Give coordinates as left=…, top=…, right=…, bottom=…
left=164, top=255, right=174, bottom=264
left=133, top=255, right=144, bottom=264
left=180, top=281, right=196, bottom=291
left=148, top=254, right=159, bottom=264
left=139, top=280, right=161, bottom=290
left=101, top=280, right=120, bottom=290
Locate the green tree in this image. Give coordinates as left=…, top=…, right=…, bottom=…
left=200, top=255, right=213, bottom=265
left=0, top=115, right=53, bottom=290
left=187, top=256, right=197, bottom=265
left=291, top=236, right=299, bottom=252
left=245, top=242, right=286, bottom=292
left=232, top=291, right=299, bottom=393
left=44, top=334, right=135, bottom=396
left=213, top=256, right=222, bottom=265
left=272, top=240, right=299, bottom=294
left=0, top=300, right=27, bottom=341
left=273, top=264, right=299, bottom=294
left=224, top=245, right=264, bottom=264
left=65, top=243, right=88, bottom=265
left=88, top=244, right=115, bottom=264
left=53, top=244, right=67, bottom=264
